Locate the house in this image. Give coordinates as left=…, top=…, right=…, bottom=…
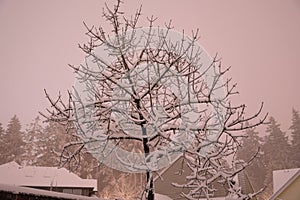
left=0, top=183, right=102, bottom=200
left=154, top=156, right=256, bottom=200
left=0, top=161, right=97, bottom=197
left=269, top=168, right=300, bottom=200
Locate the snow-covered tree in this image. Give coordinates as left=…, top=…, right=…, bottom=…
left=2, top=115, right=25, bottom=164
left=100, top=170, right=144, bottom=200
left=290, top=108, right=300, bottom=167
left=0, top=123, right=6, bottom=164
left=42, top=1, right=267, bottom=199
left=237, top=126, right=266, bottom=196
left=0, top=123, right=4, bottom=135
left=262, top=116, right=292, bottom=197
left=23, top=116, right=45, bottom=166
left=263, top=117, right=292, bottom=169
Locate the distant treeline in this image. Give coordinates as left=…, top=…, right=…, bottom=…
left=0, top=108, right=300, bottom=200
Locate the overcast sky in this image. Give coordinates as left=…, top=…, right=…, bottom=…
left=0, top=0, right=299, bottom=132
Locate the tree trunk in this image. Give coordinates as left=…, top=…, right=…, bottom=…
left=142, top=126, right=154, bottom=200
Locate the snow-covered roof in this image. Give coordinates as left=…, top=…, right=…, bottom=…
left=0, top=183, right=101, bottom=200
left=269, top=168, right=300, bottom=200
left=0, top=162, right=97, bottom=191
left=272, top=168, right=300, bottom=193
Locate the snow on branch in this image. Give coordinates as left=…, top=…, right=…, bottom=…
left=42, top=1, right=267, bottom=199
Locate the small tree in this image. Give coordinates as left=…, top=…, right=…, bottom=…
left=42, top=1, right=267, bottom=199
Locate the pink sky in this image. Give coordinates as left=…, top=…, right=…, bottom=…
left=0, top=0, right=299, bottom=132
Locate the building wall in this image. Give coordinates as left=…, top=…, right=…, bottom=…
left=0, top=191, right=60, bottom=200
left=277, top=176, right=300, bottom=200
left=154, top=157, right=190, bottom=200
left=0, top=189, right=94, bottom=200
left=30, top=186, right=94, bottom=197
left=154, top=157, right=229, bottom=199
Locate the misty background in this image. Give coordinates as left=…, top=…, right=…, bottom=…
left=0, top=0, right=299, bottom=132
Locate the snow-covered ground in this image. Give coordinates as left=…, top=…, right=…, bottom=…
left=155, top=193, right=173, bottom=200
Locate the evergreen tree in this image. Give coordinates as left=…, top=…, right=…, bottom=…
left=0, top=123, right=4, bottom=136
left=3, top=115, right=25, bottom=164
left=290, top=108, right=300, bottom=167
left=262, top=116, right=292, bottom=196
left=37, top=121, right=68, bottom=166
left=23, top=116, right=45, bottom=165
left=0, top=123, right=6, bottom=164
left=237, top=126, right=266, bottom=193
